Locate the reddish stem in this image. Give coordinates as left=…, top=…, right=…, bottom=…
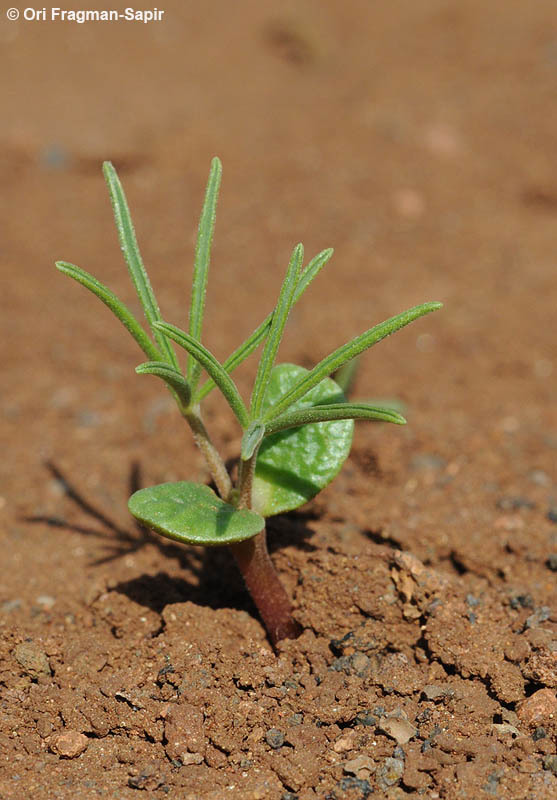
left=230, top=530, right=301, bottom=646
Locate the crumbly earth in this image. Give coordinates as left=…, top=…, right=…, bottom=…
left=1, top=1, right=556, bottom=798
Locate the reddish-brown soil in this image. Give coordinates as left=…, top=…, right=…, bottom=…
left=1, top=1, right=556, bottom=797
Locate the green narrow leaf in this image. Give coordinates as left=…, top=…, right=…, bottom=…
left=333, top=357, right=360, bottom=398
left=55, top=261, right=162, bottom=361
left=129, top=481, right=265, bottom=546
left=294, top=247, right=334, bottom=301
left=188, top=157, right=222, bottom=389
left=154, top=321, right=249, bottom=428
left=194, top=248, right=333, bottom=405
left=135, top=361, right=191, bottom=409
left=262, top=302, right=442, bottom=423
left=241, top=421, right=266, bottom=461
left=250, top=243, right=304, bottom=418
left=102, top=161, right=178, bottom=369
left=265, top=402, right=406, bottom=435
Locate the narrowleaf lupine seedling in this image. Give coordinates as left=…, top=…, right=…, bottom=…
left=56, top=158, right=441, bottom=645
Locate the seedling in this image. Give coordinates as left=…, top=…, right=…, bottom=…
left=56, top=158, right=441, bottom=644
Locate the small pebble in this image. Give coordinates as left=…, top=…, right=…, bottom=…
left=492, top=723, right=521, bottom=737
left=496, top=496, right=535, bottom=511
left=40, top=144, right=70, bottom=170
left=36, top=595, right=56, bottom=609
left=422, top=122, right=463, bottom=157
left=2, top=599, right=21, bottom=612
left=335, top=777, right=373, bottom=796
left=378, top=709, right=417, bottom=744
left=543, top=755, right=557, bottom=774
left=351, top=652, right=370, bottom=676
left=524, top=607, right=551, bottom=629
left=532, top=727, right=546, bottom=741
left=333, top=730, right=357, bottom=753
left=376, top=757, right=404, bottom=789
left=410, top=453, right=446, bottom=471
left=483, top=770, right=503, bottom=795
left=528, top=469, right=550, bottom=487
left=352, top=712, right=378, bottom=727
left=178, top=753, right=203, bottom=765
left=13, top=642, right=51, bottom=679
left=510, top=594, right=534, bottom=610
left=50, top=731, right=88, bottom=758
left=466, top=594, right=480, bottom=607
left=265, top=728, right=284, bottom=749
left=546, top=554, right=557, bottom=571
left=343, top=755, right=376, bottom=778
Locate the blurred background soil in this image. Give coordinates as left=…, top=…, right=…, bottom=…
left=0, top=1, right=556, bottom=797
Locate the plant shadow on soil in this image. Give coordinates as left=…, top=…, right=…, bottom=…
left=25, top=460, right=317, bottom=620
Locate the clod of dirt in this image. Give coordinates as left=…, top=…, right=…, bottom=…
left=522, top=645, right=557, bottom=688
left=127, top=762, right=167, bottom=791
left=163, top=703, right=206, bottom=764
left=517, top=689, right=557, bottom=728
left=13, top=641, right=51, bottom=679
left=49, top=730, right=88, bottom=758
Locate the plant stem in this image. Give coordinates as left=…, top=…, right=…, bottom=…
left=183, top=407, right=232, bottom=501
left=230, top=530, right=301, bottom=646
left=231, top=450, right=301, bottom=645
left=236, top=453, right=257, bottom=511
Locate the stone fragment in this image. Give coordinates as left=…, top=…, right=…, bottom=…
left=13, top=642, right=51, bottom=679
left=376, top=757, right=404, bottom=789
left=378, top=709, right=417, bottom=744
left=343, top=755, right=376, bottom=779
left=333, top=730, right=356, bottom=753
left=265, top=728, right=285, bottom=749
left=543, top=755, right=557, bottom=774
left=517, top=688, right=557, bottom=727
left=50, top=731, right=89, bottom=758
left=525, top=607, right=551, bottom=629
left=351, top=652, right=370, bottom=676
left=422, top=684, right=455, bottom=701
left=179, top=752, right=203, bottom=765
left=492, top=723, right=521, bottom=737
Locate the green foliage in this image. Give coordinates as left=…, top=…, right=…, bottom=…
left=128, top=482, right=264, bottom=546
left=188, top=157, right=221, bottom=390
left=252, top=364, right=354, bottom=516
left=57, top=158, right=442, bottom=548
